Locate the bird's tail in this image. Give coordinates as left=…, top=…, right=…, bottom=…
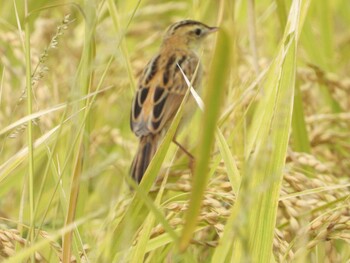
left=130, top=135, right=159, bottom=183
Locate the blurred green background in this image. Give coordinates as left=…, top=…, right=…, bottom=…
left=1, top=0, right=350, bottom=262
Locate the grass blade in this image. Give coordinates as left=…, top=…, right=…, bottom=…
left=231, top=0, right=308, bottom=261
left=179, top=28, right=231, bottom=251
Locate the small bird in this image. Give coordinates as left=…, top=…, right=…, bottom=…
left=130, top=20, right=218, bottom=183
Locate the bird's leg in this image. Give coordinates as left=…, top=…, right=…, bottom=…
left=172, top=138, right=195, bottom=172
left=172, top=138, right=194, bottom=159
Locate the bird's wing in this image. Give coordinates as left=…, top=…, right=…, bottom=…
left=130, top=51, right=200, bottom=137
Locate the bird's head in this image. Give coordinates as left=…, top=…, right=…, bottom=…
left=163, top=20, right=218, bottom=49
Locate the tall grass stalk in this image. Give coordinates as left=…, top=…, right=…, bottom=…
left=232, top=0, right=307, bottom=261
left=23, top=1, right=35, bottom=259
left=179, top=29, right=231, bottom=250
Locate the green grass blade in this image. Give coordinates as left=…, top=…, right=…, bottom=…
left=249, top=38, right=296, bottom=261
left=106, top=80, right=192, bottom=259
left=231, top=0, right=308, bottom=261
left=179, top=28, right=231, bottom=251
left=216, top=127, right=240, bottom=193
left=129, top=166, right=171, bottom=262
left=292, top=82, right=311, bottom=153
left=23, top=1, right=35, bottom=252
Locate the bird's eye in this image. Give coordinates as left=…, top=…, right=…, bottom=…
left=194, top=28, right=202, bottom=36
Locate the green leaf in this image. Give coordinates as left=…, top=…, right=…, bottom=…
left=179, top=28, right=232, bottom=251
left=231, top=0, right=310, bottom=261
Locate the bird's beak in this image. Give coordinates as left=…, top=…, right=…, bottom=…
left=208, top=27, right=219, bottom=33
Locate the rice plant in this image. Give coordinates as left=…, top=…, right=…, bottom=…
left=0, top=0, right=349, bottom=262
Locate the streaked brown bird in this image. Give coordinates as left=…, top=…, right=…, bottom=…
left=130, top=20, right=218, bottom=183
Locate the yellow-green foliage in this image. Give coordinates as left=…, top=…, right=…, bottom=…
left=0, top=0, right=349, bottom=262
